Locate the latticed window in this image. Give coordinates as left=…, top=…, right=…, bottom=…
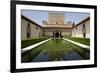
left=82, top=24, right=86, bottom=33
left=36, top=26, right=38, bottom=30
left=76, top=27, right=77, bottom=30
left=26, top=23, right=31, bottom=38
left=82, top=24, right=86, bottom=38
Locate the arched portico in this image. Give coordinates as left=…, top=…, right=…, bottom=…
left=53, top=31, right=62, bottom=38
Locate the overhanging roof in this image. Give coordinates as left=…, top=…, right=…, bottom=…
left=42, top=24, right=72, bottom=28
left=21, top=15, right=43, bottom=28
left=73, top=16, right=90, bottom=28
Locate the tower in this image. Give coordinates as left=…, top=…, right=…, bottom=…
left=48, top=12, right=64, bottom=24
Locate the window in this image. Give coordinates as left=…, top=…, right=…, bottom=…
left=83, top=24, right=85, bottom=28
left=76, top=27, right=77, bottom=30
left=26, top=23, right=31, bottom=38
left=36, top=26, right=38, bottom=30
left=82, top=24, right=86, bottom=33
left=82, top=24, right=86, bottom=38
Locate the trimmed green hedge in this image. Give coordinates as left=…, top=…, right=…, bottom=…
left=66, top=37, right=90, bottom=46
left=21, top=38, right=48, bottom=49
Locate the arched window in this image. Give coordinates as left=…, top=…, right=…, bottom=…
left=26, top=23, right=31, bottom=38
left=83, top=24, right=85, bottom=28
left=36, top=26, right=38, bottom=30
left=76, top=27, right=77, bottom=30
left=82, top=24, right=86, bottom=38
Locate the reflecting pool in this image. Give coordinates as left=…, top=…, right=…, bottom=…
left=21, top=38, right=90, bottom=62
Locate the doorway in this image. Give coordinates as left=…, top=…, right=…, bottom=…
left=55, top=32, right=59, bottom=38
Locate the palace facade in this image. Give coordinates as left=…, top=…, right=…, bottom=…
left=42, top=13, right=72, bottom=37
left=21, top=12, right=90, bottom=40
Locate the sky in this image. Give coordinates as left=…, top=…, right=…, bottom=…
left=21, top=10, right=90, bottom=25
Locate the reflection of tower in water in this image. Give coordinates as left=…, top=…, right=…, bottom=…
left=48, top=50, right=64, bottom=61
left=47, top=39, right=65, bottom=61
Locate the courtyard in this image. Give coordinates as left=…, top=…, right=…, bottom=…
left=21, top=11, right=90, bottom=63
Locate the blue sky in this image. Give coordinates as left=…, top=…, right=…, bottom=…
left=21, top=10, right=90, bottom=25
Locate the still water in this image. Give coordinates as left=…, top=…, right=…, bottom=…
left=22, top=38, right=90, bottom=62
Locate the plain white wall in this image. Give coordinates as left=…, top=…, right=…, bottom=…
left=0, top=0, right=99, bottom=73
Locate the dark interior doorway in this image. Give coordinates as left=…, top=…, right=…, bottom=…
left=55, top=32, right=59, bottom=38
left=83, top=32, right=86, bottom=38
left=83, top=24, right=86, bottom=38
left=26, top=23, right=31, bottom=38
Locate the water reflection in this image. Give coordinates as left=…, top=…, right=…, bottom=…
left=22, top=39, right=90, bottom=62
left=31, top=39, right=89, bottom=62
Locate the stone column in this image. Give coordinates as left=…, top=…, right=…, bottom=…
left=53, top=32, right=54, bottom=38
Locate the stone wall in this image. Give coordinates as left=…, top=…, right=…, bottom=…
left=72, top=18, right=90, bottom=38
left=21, top=17, right=42, bottom=40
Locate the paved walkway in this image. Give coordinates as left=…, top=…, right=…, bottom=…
left=21, top=38, right=52, bottom=53
left=63, top=38, right=90, bottom=50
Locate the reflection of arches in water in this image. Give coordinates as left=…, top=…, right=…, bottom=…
left=52, top=39, right=62, bottom=47
left=47, top=39, right=64, bottom=61
left=48, top=50, right=64, bottom=61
